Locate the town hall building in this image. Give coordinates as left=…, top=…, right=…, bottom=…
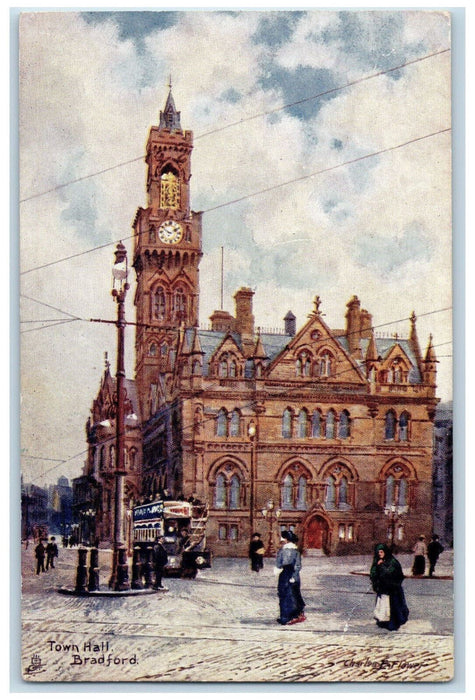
left=78, top=89, right=440, bottom=556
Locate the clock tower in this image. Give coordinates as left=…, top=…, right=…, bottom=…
left=133, top=87, right=202, bottom=420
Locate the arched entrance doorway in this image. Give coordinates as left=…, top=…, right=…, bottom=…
left=304, top=514, right=330, bottom=554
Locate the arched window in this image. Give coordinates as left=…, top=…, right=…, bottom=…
left=215, top=474, right=226, bottom=508
left=385, top=475, right=394, bottom=507
left=149, top=343, right=157, bottom=357
left=129, top=448, right=137, bottom=470
left=338, top=410, right=350, bottom=439
left=384, top=468, right=409, bottom=511
left=295, top=358, right=302, bottom=376
left=149, top=226, right=156, bottom=244
left=319, top=352, right=333, bottom=377
left=325, top=476, right=336, bottom=509
left=109, top=445, right=115, bottom=469
left=282, top=409, right=292, bottom=439
left=312, top=410, right=321, bottom=438
left=282, top=474, right=294, bottom=509
left=399, top=412, right=410, bottom=441
left=229, top=475, right=240, bottom=509
left=173, top=287, right=186, bottom=321
left=219, top=359, right=228, bottom=378
left=298, top=409, right=308, bottom=438
left=99, top=446, right=105, bottom=472
left=324, top=465, right=354, bottom=510
left=297, top=476, right=307, bottom=510
left=325, top=410, right=336, bottom=439
left=217, top=409, right=228, bottom=437
left=398, top=478, right=407, bottom=507
left=229, top=360, right=237, bottom=378
left=153, top=287, right=166, bottom=320
left=230, top=410, right=241, bottom=437
left=338, top=477, right=350, bottom=509
left=385, top=411, right=397, bottom=440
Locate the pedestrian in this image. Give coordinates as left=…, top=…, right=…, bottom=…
left=427, top=534, right=444, bottom=577
left=370, top=543, right=409, bottom=631
left=45, top=536, right=58, bottom=570
left=248, top=532, right=265, bottom=573
left=274, top=530, right=306, bottom=625
left=412, top=535, right=427, bottom=576
left=152, top=536, right=168, bottom=590
left=34, top=540, right=46, bottom=575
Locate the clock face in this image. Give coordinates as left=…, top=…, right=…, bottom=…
left=158, top=220, right=183, bottom=244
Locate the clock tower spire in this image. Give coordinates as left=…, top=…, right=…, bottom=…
left=133, top=87, right=202, bottom=420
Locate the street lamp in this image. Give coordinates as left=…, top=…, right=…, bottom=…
left=248, top=421, right=257, bottom=534
left=108, top=241, right=131, bottom=591
left=261, top=499, right=281, bottom=556
left=384, top=504, right=408, bottom=549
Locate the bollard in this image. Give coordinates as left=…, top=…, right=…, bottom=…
left=142, top=546, right=154, bottom=588
left=115, top=547, right=130, bottom=591
left=131, top=547, right=143, bottom=589
left=88, top=548, right=100, bottom=592
left=74, top=548, right=88, bottom=595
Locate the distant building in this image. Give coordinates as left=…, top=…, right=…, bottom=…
left=21, top=481, right=48, bottom=540
left=432, top=402, right=453, bottom=547
left=48, top=476, right=73, bottom=536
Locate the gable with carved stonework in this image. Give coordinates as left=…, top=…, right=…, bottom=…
left=266, top=312, right=366, bottom=386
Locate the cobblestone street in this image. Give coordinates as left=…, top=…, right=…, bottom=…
left=19, top=546, right=454, bottom=685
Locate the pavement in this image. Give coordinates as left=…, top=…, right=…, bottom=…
left=18, top=546, right=455, bottom=686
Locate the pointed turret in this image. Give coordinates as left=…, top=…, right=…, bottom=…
left=365, top=331, right=379, bottom=362
left=409, top=311, right=423, bottom=372
left=191, top=328, right=204, bottom=356
left=252, top=329, right=268, bottom=360
left=422, top=334, right=438, bottom=388
left=159, top=87, right=182, bottom=132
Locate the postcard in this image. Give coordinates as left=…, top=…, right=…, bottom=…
left=18, top=9, right=454, bottom=685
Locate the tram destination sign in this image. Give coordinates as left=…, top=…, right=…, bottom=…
left=133, top=500, right=164, bottom=522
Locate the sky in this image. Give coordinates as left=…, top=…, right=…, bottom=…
left=17, top=8, right=454, bottom=487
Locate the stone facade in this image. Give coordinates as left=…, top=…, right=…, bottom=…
left=82, top=90, right=440, bottom=555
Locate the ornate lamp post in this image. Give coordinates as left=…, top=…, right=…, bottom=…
left=261, top=499, right=281, bottom=556
left=248, top=421, right=257, bottom=534
left=108, top=241, right=130, bottom=591
left=384, top=504, right=408, bottom=549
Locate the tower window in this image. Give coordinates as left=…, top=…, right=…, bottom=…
left=160, top=169, right=180, bottom=209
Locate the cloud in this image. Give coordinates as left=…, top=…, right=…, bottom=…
left=18, top=10, right=453, bottom=485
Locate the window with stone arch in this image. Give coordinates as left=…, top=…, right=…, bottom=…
left=399, top=411, right=410, bottom=441
left=384, top=464, right=410, bottom=511
left=173, top=287, right=187, bottom=321
left=325, top=409, right=337, bottom=439
left=311, top=409, right=322, bottom=437
left=216, top=408, right=228, bottom=437
left=152, top=287, right=166, bottom=321
left=160, top=167, right=180, bottom=209
left=213, top=463, right=244, bottom=510
left=384, top=410, right=397, bottom=440
left=318, top=350, right=334, bottom=377
left=323, top=464, right=353, bottom=510
left=280, top=464, right=310, bottom=510
left=229, top=409, right=241, bottom=437
left=296, top=351, right=311, bottom=377
left=297, top=408, right=309, bottom=438
left=338, top=410, right=351, bottom=439
left=282, top=408, right=293, bottom=439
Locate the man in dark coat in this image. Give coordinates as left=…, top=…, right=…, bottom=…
left=45, top=536, right=58, bottom=570
left=35, top=540, right=46, bottom=575
left=152, top=536, right=168, bottom=590
left=248, top=532, right=265, bottom=572
left=427, top=534, right=444, bottom=577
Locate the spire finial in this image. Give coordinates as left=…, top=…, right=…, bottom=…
left=168, top=74, right=172, bottom=90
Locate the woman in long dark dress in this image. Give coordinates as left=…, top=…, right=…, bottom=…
left=369, top=543, right=409, bottom=631
left=275, top=531, right=305, bottom=625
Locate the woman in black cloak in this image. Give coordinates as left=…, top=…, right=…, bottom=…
left=369, top=543, right=409, bottom=631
